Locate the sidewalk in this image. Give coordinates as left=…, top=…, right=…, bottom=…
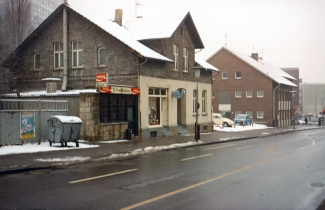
left=0, top=125, right=321, bottom=176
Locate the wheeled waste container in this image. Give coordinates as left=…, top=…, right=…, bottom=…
left=47, top=115, right=82, bottom=147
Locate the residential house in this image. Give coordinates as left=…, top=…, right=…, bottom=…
left=281, top=67, right=300, bottom=112
left=207, top=47, right=296, bottom=127
left=1, top=2, right=218, bottom=143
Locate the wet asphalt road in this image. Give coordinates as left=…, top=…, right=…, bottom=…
left=0, top=129, right=324, bottom=210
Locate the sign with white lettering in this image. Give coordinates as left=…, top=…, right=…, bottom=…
left=99, top=86, right=140, bottom=95
left=96, top=73, right=109, bottom=87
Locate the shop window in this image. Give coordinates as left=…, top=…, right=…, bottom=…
left=100, top=94, right=137, bottom=123
left=148, top=88, right=167, bottom=126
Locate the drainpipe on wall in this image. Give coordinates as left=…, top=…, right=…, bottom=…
left=61, top=5, right=68, bottom=91
left=273, top=84, right=280, bottom=127
left=138, top=58, right=147, bottom=133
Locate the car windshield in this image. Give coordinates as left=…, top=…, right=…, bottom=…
left=236, top=115, right=245, bottom=119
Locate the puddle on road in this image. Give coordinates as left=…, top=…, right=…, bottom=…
left=311, top=183, right=325, bottom=188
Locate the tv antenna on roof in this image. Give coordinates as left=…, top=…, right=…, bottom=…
left=135, top=0, right=144, bottom=18
left=225, top=33, right=227, bottom=47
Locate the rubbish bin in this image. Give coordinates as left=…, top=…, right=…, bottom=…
left=126, top=129, right=132, bottom=140
left=47, top=115, right=82, bottom=147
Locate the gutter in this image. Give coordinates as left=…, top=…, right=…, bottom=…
left=62, top=6, right=68, bottom=91
left=273, top=83, right=281, bottom=127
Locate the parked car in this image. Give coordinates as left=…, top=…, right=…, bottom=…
left=213, top=113, right=234, bottom=127
left=234, top=114, right=253, bottom=125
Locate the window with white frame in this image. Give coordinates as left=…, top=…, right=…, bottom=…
left=246, top=90, right=253, bottom=98
left=257, top=111, right=264, bottom=119
left=173, top=45, right=179, bottom=70
left=235, top=71, right=241, bottom=79
left=222, top=72, right=228, bottom=79
left=235, top=91, right=242, bottom=98
left=193, top=89, right=197, bottom=114
left=235, top=111, right=242, bottom=116
left=246, top=111, right=253, bottom=118
left=98, top=47, right=106, bottom=66
left=183, top=47, right=188, bottom=72
left=257, top=90, right=264, bottom=98
left=202, top=90, right=207, bottom=114
left=72, top=41, right=83, bottom=67
left=34, top=53, right=40, bottom=70
left=54, top=42, right=63, bottom=69
left=148, top=88, right=167, bottom=125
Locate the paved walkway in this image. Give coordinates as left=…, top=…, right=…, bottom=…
left=0, top=125, right=321, bottom=176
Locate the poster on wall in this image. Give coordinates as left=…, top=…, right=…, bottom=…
left=20, top=112, right=35, bottom=139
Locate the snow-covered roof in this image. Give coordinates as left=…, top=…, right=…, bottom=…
left=211, top=47, right=296, bottom=87
left=66, top=4, right=173, bottom=63
left=124, top=12, right=204, bottom=49
left=50, top=115, right=82, bottom=123
left=124, top=14, right=185, bottom=40
left=3, top=89, right=97, bottom=97
left=195, top=57, right=219, bottom=71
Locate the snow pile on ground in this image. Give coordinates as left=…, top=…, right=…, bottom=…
left=36, top=156, right=90, bottom=162
left=214, top=123, right=270, bottom=132
left=0, top=141, right=99, bottom=156
left=96, top=141, right=203, bottom=161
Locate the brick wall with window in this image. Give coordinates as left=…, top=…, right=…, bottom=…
left=209, top=48, right=274, bottom=125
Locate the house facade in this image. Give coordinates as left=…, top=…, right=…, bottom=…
left=2, top=3, right=217, bottom=142
left=207, top=47, right=296, bottom=127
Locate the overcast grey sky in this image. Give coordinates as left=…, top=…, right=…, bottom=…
left=68, top=0, right=325, bottom=83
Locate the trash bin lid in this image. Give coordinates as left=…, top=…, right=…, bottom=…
left=50, top=115, right=82, bottom=123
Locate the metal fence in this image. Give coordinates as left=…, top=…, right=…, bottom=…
left=0, top=98, right=68, bottom=145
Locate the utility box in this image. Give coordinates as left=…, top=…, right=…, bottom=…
left=47, top=115, right=82, bottom=147
left=126, top=129, right=132, bottom=140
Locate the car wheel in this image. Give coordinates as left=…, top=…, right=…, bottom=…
left=223, top=122, right=229, bottom=127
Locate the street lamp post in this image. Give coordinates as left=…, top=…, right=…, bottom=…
left=194, top=68, right=200, bottom=142
left=322, top=98, right=325, bottom=126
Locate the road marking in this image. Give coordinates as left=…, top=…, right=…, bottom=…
left=69, top=169, right=138, bottom=184
left=235, top=145, right=253, bottom=150
left=120, top=136, right=316, bottom=210
left=266, top=146, right=277, bottom=152
left=181, top=154, right=213, bottom=161
left=202, top=144, right=234, bottom=151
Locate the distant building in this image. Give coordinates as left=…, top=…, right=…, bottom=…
left=207, top=47, right=297, bottom=127
left=0, top=0, right=61, bottom=29
left=299, top=83, right=325, bottom=116
left=281, top=68, right=299, bottom=111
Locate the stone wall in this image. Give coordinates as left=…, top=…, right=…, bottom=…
left=79, top=92, right=127, bottom=142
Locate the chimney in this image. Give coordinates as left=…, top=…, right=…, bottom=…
left=114, top=9, right=123, bottom=26
left=64, top=0, right=68, bottom=4
left=251, top=53, right=258, bottom=61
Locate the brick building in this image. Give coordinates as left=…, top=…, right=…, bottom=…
left=2, top=3, right=218, bottom=142
left=207, top=47, right=296, bottom=127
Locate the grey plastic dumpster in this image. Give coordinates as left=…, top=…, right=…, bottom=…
left=47, top=115, right=82, bottom=147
